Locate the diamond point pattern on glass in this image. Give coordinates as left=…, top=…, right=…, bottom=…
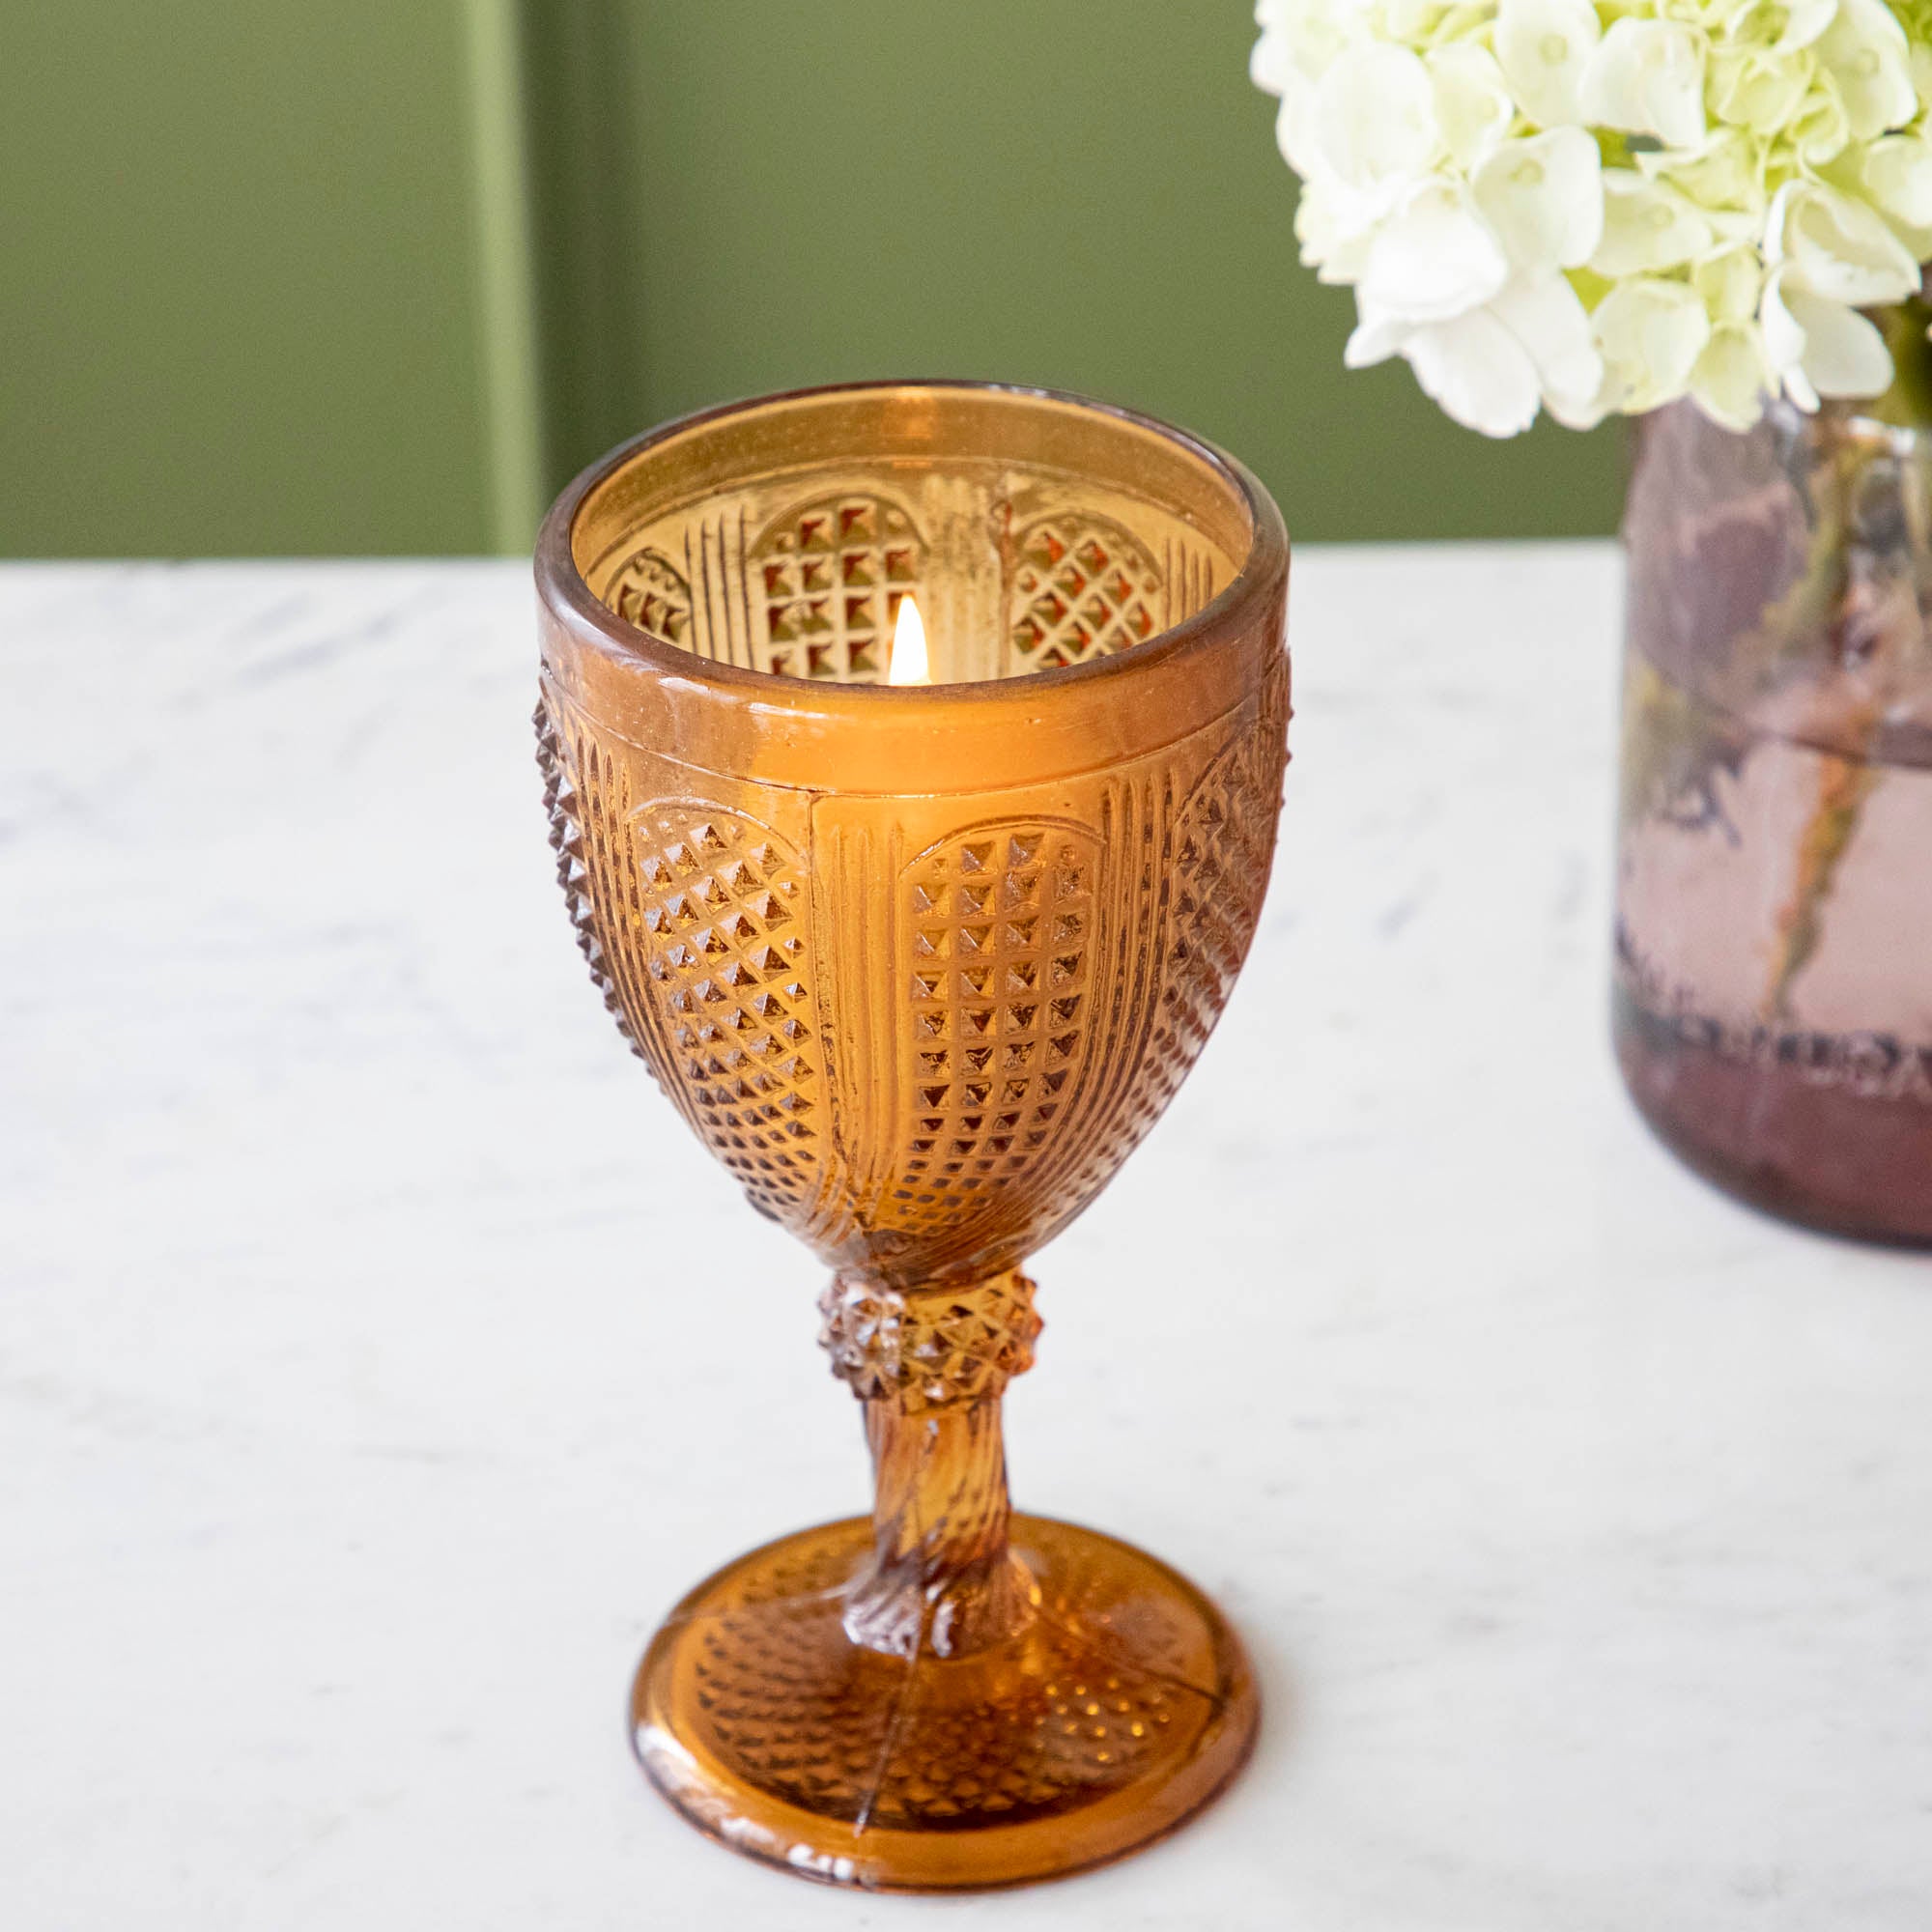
left=891, top=823, right=1098, bottom=1237
left=535, top=699, right=651, bottom=1070
left=753, top=492, right=924, bottom=682
left=537, top=384, right=1287, bottom=1891
left=818, top=1269, right=1042, bottom=1413
left=642, top=1517, right=1238, bottom=1841
left=1009, top=514, right=1164, bottom=671
left=607, top=544, right=693, bottom=646
left=625, top=803, right=824, bottom=1220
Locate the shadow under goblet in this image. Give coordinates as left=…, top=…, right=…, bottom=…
left=534, top=382, right=1290, bottom=1890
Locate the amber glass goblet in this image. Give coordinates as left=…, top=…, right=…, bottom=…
left=534, top=382, right=1290, bottom=1890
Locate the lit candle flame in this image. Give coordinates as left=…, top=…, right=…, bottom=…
left=886, top=594, right=930, bottom=686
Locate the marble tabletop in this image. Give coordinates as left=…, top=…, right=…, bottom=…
left=5, top=550, right=1929, bottom=1931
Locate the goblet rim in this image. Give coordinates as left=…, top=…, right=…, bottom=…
left=534, top=378, right=1289, bottom=708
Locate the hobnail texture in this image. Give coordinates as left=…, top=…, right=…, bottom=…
left=535, top=383, right=1290, bottom=1889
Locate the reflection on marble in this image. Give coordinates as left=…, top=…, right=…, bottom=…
left=2, top=552, right=1928, bottom=1930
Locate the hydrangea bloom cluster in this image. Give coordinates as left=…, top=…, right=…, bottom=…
left=1252, top=0, right=1932, bottom=435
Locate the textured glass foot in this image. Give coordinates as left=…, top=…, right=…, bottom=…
left=631, top=1513, right=1258, bottom=1892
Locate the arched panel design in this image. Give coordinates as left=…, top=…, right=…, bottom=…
left=623, top=801, right=827, bottom=1219
left=1007, top=512, right=1164, bottom=672
left=605, top=544, right=693, bottom=647
left=885, top=820, right=1102, bottom=1240
left=751, top=492, right=925, bottom=682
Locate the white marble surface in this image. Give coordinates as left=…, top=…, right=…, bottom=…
left=5, top=550, right=1930, bottom=1931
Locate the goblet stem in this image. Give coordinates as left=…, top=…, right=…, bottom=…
left=817, top=1267, right=1044, bottom=1661
left=846, top=1392, right=1031, bottom=1659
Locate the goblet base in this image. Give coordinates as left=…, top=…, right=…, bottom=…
left=631, top=1513, right=1258, bottom=1892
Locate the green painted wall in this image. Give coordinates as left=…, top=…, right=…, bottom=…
left=525, top=0, right=1622, bottom=544
left=0, top=3, right=497, bottom=555
left=3, top=1, right=1621, bottom=556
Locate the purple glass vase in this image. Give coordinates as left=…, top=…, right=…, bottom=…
left=1616, top=397, right=1932, bottom=1245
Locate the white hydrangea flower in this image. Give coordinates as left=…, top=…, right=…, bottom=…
left=1581, top=19, right=1709, bottom=149
left=1762, top=269, right=1895, bottom=406
left=1253, top=0, right=1932, bottom=436
left=1592, top=171, right=1712, bottom=276
left=1864, top=130, right=1932, bottom=249
left=1473, top=130, right=1605, bottom=274
left=1494, top=0, right=1600, bottom=128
